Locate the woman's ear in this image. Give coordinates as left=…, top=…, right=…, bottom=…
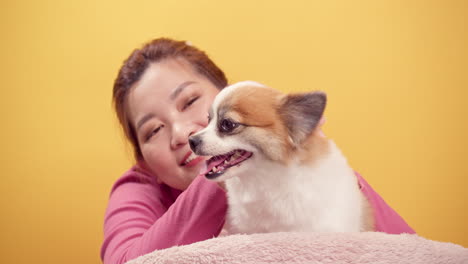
left=136, top=160, right=163, bottom=184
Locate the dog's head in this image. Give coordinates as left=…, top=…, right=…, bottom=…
left=189, top=81, right=327, bottom=181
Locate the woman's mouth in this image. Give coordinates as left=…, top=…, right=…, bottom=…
left=181, top=152, right=204, bottom=167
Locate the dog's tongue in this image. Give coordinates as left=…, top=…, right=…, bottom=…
left=200, top=155, right=229, bottom=176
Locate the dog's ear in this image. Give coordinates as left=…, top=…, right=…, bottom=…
left=278, top=91, right=327, bottom=145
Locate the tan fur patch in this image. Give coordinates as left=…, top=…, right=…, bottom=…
left=297, top=133, right=330, bottom=166
left=223, top=85, right=292, bottom=163
left=227, top=85, right=281, bottom=126
left=222, top=85, right=330, bottom=166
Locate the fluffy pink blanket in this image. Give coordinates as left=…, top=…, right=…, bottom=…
left=127, top=232, right=468, bottom=264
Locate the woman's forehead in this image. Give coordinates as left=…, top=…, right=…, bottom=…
left=126, top=60, right=201, bottom=125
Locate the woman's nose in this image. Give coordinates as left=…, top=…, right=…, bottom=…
left=170, top=123, right=195, bottom=149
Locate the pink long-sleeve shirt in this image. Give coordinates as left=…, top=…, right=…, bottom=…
left=100, top=167, right=415, bottom=264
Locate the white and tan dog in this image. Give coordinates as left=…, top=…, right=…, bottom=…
left=189, top=81, right=374, bottom=234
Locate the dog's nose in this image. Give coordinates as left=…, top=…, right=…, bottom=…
left=189, top=136, right=201, bottom=152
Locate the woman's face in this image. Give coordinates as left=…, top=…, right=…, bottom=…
left=127, top=58, right=220, bottom=190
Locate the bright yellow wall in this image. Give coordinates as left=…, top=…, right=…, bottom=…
left=1, top=1, right=466, bottom=263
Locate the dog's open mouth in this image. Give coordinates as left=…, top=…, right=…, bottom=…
left=202, top=149, right=253, bottom=179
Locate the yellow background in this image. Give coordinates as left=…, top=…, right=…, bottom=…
left=1, top=1, right=467, bottom=263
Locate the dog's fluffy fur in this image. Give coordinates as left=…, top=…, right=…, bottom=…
left=189, top=81, right=374, bottom=234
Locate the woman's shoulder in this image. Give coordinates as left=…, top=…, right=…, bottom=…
left=107, top=165, right=177, bottom=209
left=110, top=165, right=156, bottom=193
left=355, top=172, right=415, bottom=234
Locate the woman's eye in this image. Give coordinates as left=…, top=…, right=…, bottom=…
left=146, top=125, right=163, bottom=141
left=183, top=96, right=199, bottom=110
left=219, top=119, right=239, bottom=133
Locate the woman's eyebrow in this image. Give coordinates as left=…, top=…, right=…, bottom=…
left=136, top=81, right=197, bottom=132
left=136, top=113, right=155, bottom=131
left=169, top=81, right=196, bottom=101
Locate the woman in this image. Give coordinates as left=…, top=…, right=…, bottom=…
left=101, top=38, right=414, bottom=264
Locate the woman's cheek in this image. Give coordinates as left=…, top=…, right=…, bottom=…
left=142, top=146, right=163, bottom=171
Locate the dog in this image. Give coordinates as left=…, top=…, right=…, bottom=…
left=189, top=81, right=374, bottom=234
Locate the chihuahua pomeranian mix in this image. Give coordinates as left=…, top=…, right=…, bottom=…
left=189, top=81, right=374, bottom=234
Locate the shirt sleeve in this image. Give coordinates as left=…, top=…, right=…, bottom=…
left=100, top=171, right=227, bottom=264
left=356, top=172, right=416, bottom=234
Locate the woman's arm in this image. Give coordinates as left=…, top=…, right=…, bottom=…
left=356, top=172, right=415, bottom=234
left=101, top=169, right=227, bottom=264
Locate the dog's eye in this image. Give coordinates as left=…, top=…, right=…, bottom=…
left=219, top=119, right=239, bottom=133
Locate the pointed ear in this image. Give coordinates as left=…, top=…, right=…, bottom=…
left=278, top=91, right=327, bottom=145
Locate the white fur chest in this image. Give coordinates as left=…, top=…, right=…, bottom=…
left=224, top=144, right=364, bottom=234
